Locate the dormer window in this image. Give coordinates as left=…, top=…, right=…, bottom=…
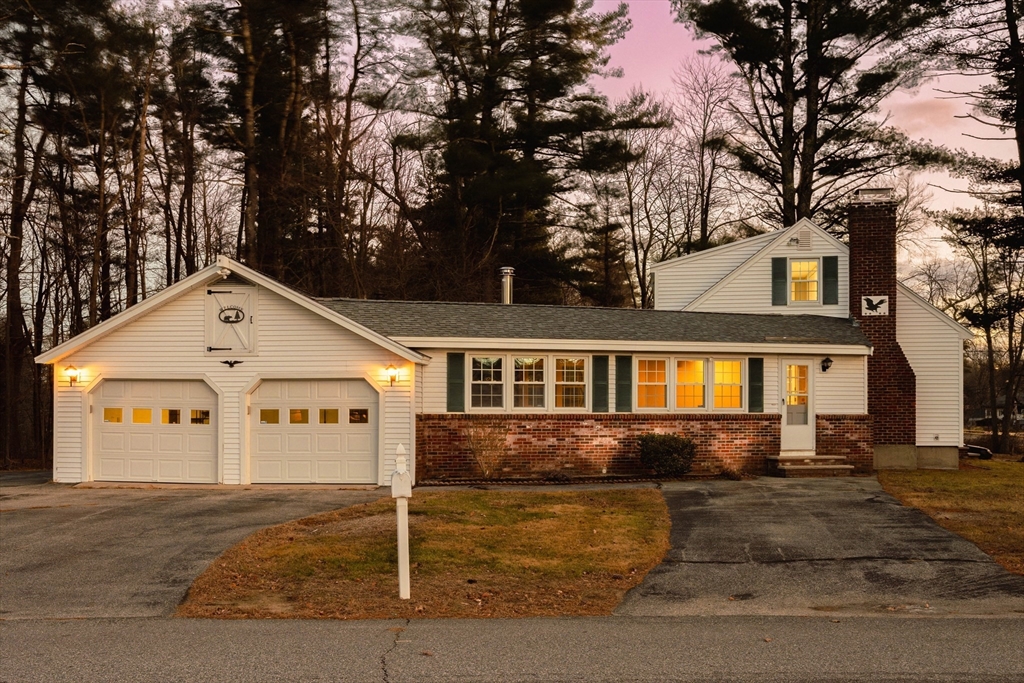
left=790, top=260, right=819, bottom=302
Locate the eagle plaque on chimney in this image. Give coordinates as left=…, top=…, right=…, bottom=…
left=861, top=296, right=889, bottom=316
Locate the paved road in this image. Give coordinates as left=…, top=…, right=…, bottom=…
left=0, top=474, right=383, bottom=619
left=618, top=478, right=1024, bottom=617
left=2, top=615, right=1023, bottom=682
left=3, top=474, right=1024, bottom=681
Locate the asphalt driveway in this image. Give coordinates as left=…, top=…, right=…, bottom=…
left=0, top=473, right=383, bottom=620
left=617, top=477, right=1024, bottom=617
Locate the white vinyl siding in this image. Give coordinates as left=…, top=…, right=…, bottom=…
left=814, top=354, right=868, bottom=415
left=896, top=287, right=966, bottom=447
left=688, top=236, right=849, bottom=317
left=50, top=285, right=412, bottom=485
left=652, top=232, right=777, bottom=310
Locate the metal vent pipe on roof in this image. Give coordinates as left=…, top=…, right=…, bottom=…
left=500, top=267, right=515, bottom=304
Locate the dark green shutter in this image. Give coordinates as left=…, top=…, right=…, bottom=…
left=822, top=256, right=839, bottom=305
left=592, top=356, right=609, bottom=413
left=446, top=353, right=465, bottom=412
left=772, top=257, right=788, bottom=306
left=615, top=355, right=632, bottom=413
left=748, top=358, right=764, bottom=413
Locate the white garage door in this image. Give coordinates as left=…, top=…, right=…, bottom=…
left=93, top=380, right=217, bottom=483
left=250, top=379, right=378, bottom=484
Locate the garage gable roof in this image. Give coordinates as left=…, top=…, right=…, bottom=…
left=35, top=256, right=426, bottom=365
left=318, top=298, right=872, bottom=348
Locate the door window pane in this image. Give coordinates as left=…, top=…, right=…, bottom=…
left=162, top=409, right=181, bottom=425
left=514, top=357, right=545, bottom=408
left=637, top=359, right=667, bottom=408
left=132, top=408, right=152, bottom=424
left=676, top=360, right=705, bottom=409
left=555, top=358, right=586, bottom=408
left=259, top=409, right=279, bottom=425
left=190, top=409, right=211, bottom=425
left=786, top=364, right=809, bottom=425
left=289, top=408, right=309, bottom=424
left=471, top=357, right=504, bottom=408
left=103, top=407, right=123, bottom=423
left=713, top=360, right=743, bottom=409
left=320, top=408, right=339, bottom=424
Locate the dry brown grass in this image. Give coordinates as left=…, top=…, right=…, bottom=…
left=879, top=460, right=1024, bottom=575
left=177, top=488, right=669, bottom=620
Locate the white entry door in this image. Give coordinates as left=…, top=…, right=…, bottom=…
left=93, top=380, right=217, bottom=483
left=250, top=379, right=378, bottom=484
left=780, top=361, right=815, bottom=451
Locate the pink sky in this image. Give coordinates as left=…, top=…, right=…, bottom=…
left=590, top=0, right=1013, bottom=215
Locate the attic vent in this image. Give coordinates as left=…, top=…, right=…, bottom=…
left=798, top=228, right=812, bottom=250
left=220, top=274, right=250, bottom=286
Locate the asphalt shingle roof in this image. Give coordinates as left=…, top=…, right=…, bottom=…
left=318, top=298, right=871, bottom=347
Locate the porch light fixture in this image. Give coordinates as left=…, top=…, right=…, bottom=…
left=386, top=364, right=398, bottom=386
left=65, top=365, right=79, bottom=386
left=820, top=357, right=833, bottom=373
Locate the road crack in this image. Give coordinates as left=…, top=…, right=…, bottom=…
left=380, top=619, right=410, bottom=683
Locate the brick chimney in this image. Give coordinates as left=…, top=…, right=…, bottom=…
left=848, top=189, right=917, bottom=468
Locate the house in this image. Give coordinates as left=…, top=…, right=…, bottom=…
left=36, top=189, right=971, bottom=485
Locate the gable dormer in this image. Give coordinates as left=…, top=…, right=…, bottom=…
left=654, top=219, right=850, bottom=317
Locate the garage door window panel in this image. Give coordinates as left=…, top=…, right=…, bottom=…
left=290, top=409, right=309, bottom=424
left=191, top=409, right=211, bottom=425
left=320, top=408, right=339, bottom=424
left=349, top=409, right=369, bottom=424
left=103, top=408, right=123, bottom=423
left=260, top=409, right=279, bottom=425
left=132, top=408, right=152, bottom=424
left=162, top=409, right=181, bottom=425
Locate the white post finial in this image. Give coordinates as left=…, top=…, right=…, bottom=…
left=395, top=443, right=407, bottom=474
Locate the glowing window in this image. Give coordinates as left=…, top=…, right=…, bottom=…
left=675, top=360, right=706, bottom=409
left=349, top=409, right=369, bottom=424
left=259, top=409, right=279, bottom=425
left=132, top=408, right=152, bottom=424
left=320, top=408, right=339, bottom=424
left=555, top=358, right=586, bottom=409
left=713, top=360, right=743, bottom=409
left=637, top=359, right=667, bottom=408
left=103, top=407, right=123, bottom=423
left=289, top=409, right=309, bottom=424
left=791, top=260, right=819, bottom=302
left=162, top=409, right=181, bottom=425
left=190, top=409, right=211, bottom=425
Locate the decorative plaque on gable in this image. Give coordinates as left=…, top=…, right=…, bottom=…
left=861, top=296, right=889, bottom=316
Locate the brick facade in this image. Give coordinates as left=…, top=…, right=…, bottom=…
left=416, top=413, right=781, bottom=480
left=848, top=196, right=917, bottom=446
left=815, top=414, right=874, bottom=474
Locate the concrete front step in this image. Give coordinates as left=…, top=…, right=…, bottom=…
left=773, top=464, right=855, bottom=478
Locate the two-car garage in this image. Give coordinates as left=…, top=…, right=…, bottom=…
left=91, top=378, right=378, bottom=485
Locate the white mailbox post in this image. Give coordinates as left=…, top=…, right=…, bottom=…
left=391, top=443, right=412, bottom=600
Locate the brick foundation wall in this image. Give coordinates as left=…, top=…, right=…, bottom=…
left=816, top=414, right=874, bottom=474
left=416, top=413, right=781, bottom=480
left=848, top=195, right=917, bottom=446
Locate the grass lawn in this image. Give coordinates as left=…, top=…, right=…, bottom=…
left=879, top=460, right=1024, bottom=575
left=178, top=488, right=670, bottom=620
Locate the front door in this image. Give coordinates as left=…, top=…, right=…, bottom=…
left=780, top=361, right=814, bottom=451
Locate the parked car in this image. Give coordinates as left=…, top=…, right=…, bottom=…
left=966, top=444, right=993, bottom=460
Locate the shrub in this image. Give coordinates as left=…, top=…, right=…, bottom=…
left=637, top=434, right=696, bottom=477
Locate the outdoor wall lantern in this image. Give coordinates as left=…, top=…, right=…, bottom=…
left=386, top=364, right=398, bottom=386
left=65, top=365, right=79, bottom=386
left=820, top=357, right=833, bottom=373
